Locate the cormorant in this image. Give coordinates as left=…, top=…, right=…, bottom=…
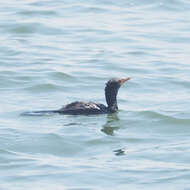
left=22, top=77, right=130, bottom=116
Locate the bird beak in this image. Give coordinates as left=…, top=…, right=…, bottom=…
left=119, top=77, right=131, bottom=85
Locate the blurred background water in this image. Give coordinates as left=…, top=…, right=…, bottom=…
left=0, top=0, right=190, bottom=189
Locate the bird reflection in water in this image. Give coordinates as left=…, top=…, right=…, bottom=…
left=101, top=113, right=126, bottom=156
left=113, top=148, right=125, bottom=156
left=101, top=113, right=120, bottom=136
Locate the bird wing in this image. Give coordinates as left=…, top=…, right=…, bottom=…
left=60, top=101, right=106, bottom=115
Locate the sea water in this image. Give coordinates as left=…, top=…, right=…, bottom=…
left=0, top=0, right=190, bottom=189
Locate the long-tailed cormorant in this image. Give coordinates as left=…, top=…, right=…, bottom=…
left=22, top=77, right=130, bottom=116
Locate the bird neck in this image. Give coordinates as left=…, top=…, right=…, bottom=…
left=105, top=86, right=119, bottom=113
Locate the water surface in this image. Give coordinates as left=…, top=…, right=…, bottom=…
left=0, top=0, right=190, bottom=189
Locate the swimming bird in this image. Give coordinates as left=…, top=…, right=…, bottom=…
left=22, top=77, right=130, bottom=116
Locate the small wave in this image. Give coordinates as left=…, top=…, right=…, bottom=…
left=25, top=83, right=60, bottom=92
left=48, top=71, right=74, bottom=81
left=6, top=22, right=62, bottom=35
left=19, top=10, right=57, bottom=17
left=133, top=110, right=190, bottom=123
left=0, top=148, right=18, bottom=156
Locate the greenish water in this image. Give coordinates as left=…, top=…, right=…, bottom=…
left=1, top=0, right=190, bottom=189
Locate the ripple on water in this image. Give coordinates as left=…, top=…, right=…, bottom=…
left=6, top=23, right=62, bottom=35
left=19, top=10, right=57, bottom=17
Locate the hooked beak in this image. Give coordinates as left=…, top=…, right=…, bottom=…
left=119, top=77, right=131, bottom=85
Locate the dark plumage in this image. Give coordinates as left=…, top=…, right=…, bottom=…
left=22, top=77, right=130, bottom=116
